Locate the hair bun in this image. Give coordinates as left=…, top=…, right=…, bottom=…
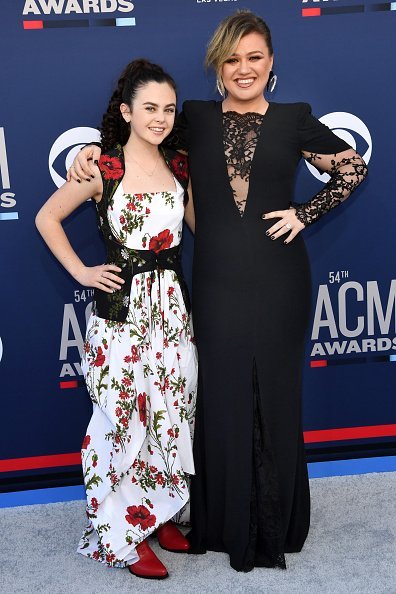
left=126, top=58, right=165, bottom=78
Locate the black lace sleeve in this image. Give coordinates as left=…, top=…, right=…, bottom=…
left=292, top=153, right=368, bottom=226
left=293, top=103, right=368, bottom=225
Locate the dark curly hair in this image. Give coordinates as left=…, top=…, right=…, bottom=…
left=100, top=59, right=177, bottom=151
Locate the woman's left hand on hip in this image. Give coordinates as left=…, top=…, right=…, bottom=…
left=262, top=208, right=305, bottom=244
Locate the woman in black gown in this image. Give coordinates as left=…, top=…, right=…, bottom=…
left=69, top=11, right=367, bottom=573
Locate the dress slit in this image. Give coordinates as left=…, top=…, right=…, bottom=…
left=243, top=358, right=286, bottom=571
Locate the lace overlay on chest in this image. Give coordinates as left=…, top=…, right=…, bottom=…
left=223, top=111, right=264, bottom=216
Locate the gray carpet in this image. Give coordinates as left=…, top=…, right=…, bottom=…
left=1, top=473, right=395, bottom=594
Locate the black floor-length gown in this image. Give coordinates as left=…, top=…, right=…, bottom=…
left=172, top=101, right=350, bottom=572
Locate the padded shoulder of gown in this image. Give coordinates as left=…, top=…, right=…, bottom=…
left=293, top=102, right=351, bottom=154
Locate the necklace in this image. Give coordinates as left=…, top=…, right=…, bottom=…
left=124, top=148, right=160, bottom=177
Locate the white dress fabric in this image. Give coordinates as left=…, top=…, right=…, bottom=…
left=78, top=178, right=197, bottom=567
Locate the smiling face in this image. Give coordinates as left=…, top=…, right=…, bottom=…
left=120, top=81, right=176, bottom=146
left=221, top=31, right=273, bottom=106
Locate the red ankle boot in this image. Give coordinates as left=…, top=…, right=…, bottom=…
left=157, top=521, right=190, bottom=553
left=128, top=540, right=168, bottom=579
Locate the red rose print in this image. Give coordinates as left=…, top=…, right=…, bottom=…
left=156, top=352, right=161, bottom=360
left=92, top=551, right=100, bottom=561
left=138, top=392, right=147, bottom=427
left=167, top=287, right=175, bottom=297
left=115, top=407, right=122, bottom=418
left=131, top=345, right=140, bottom=363
left=92, top=346, right=105, bottom=367
left=90, top=497, right=99, bottom=512
left=167, top=428, right=174, bottom=438
left=82, top=435, right=90, bottom=449
left=125, top=505, right=156, bottom=531
left=149, top=229, right=174, bottom=253
left=98, top=155, right=123, bottom=180
left=155, top=473, right=165, bottom=485
left=170, top=154, right=188, bottom=181
left=84, top=341, right=90, bottom=354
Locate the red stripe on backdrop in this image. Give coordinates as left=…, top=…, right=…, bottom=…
left=302, top=8, right=321, bottom=17
left=304, top=424, right=396, bottom=443
left=0, top=453, right=81, bottom=472
left=23, top=20, right=44, bottom=29
left=60, top=380, right=79, bottom=389
left=310, top=360, right=327, bottom=368
left=1, top=424, right=396, bottom=472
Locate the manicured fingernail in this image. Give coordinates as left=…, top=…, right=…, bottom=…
left=91, top=175, right=95, bottom=179
left=265, top=231, right=270, bottom=236
left=94, top=160, right=99, bottom=165
left=284, top=241, right=288, bottom=244
left=77, top=179, right=81, bottom=183
left=262, top=214, right=266, bottom=219
left=86, top=178, right=91, bottom=182
left=271, top=235, right=275, bottom=240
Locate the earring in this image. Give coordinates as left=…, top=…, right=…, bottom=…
left=267, top=71, right=277, bottom=93
left=216, top=78, right=224, bottom=98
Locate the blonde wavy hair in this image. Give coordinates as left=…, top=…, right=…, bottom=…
left=205, top=10, right=274, bottom=96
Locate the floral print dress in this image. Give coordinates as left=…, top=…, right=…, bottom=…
left=78, top=177, right=197, bottom=568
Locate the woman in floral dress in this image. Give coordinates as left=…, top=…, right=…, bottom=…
left=36, top=59, right=197, bottom=579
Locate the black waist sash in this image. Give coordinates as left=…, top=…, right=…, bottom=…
left=93, top=243, right=190, bottom=323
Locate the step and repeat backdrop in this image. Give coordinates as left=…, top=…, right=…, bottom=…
left=0, top=0, right=395, bottom=491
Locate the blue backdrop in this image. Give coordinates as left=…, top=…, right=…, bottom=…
left=1, top=0, right=395, bottom=492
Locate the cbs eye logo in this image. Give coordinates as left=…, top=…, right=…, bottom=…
left=305, top=112, right=372, bottom=183
left=48, top=127, right=101, bottom=188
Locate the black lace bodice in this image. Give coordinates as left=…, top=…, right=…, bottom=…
left=222, top=109, right=367, bottom=224
left=223, top=111, right=264, bottom=216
